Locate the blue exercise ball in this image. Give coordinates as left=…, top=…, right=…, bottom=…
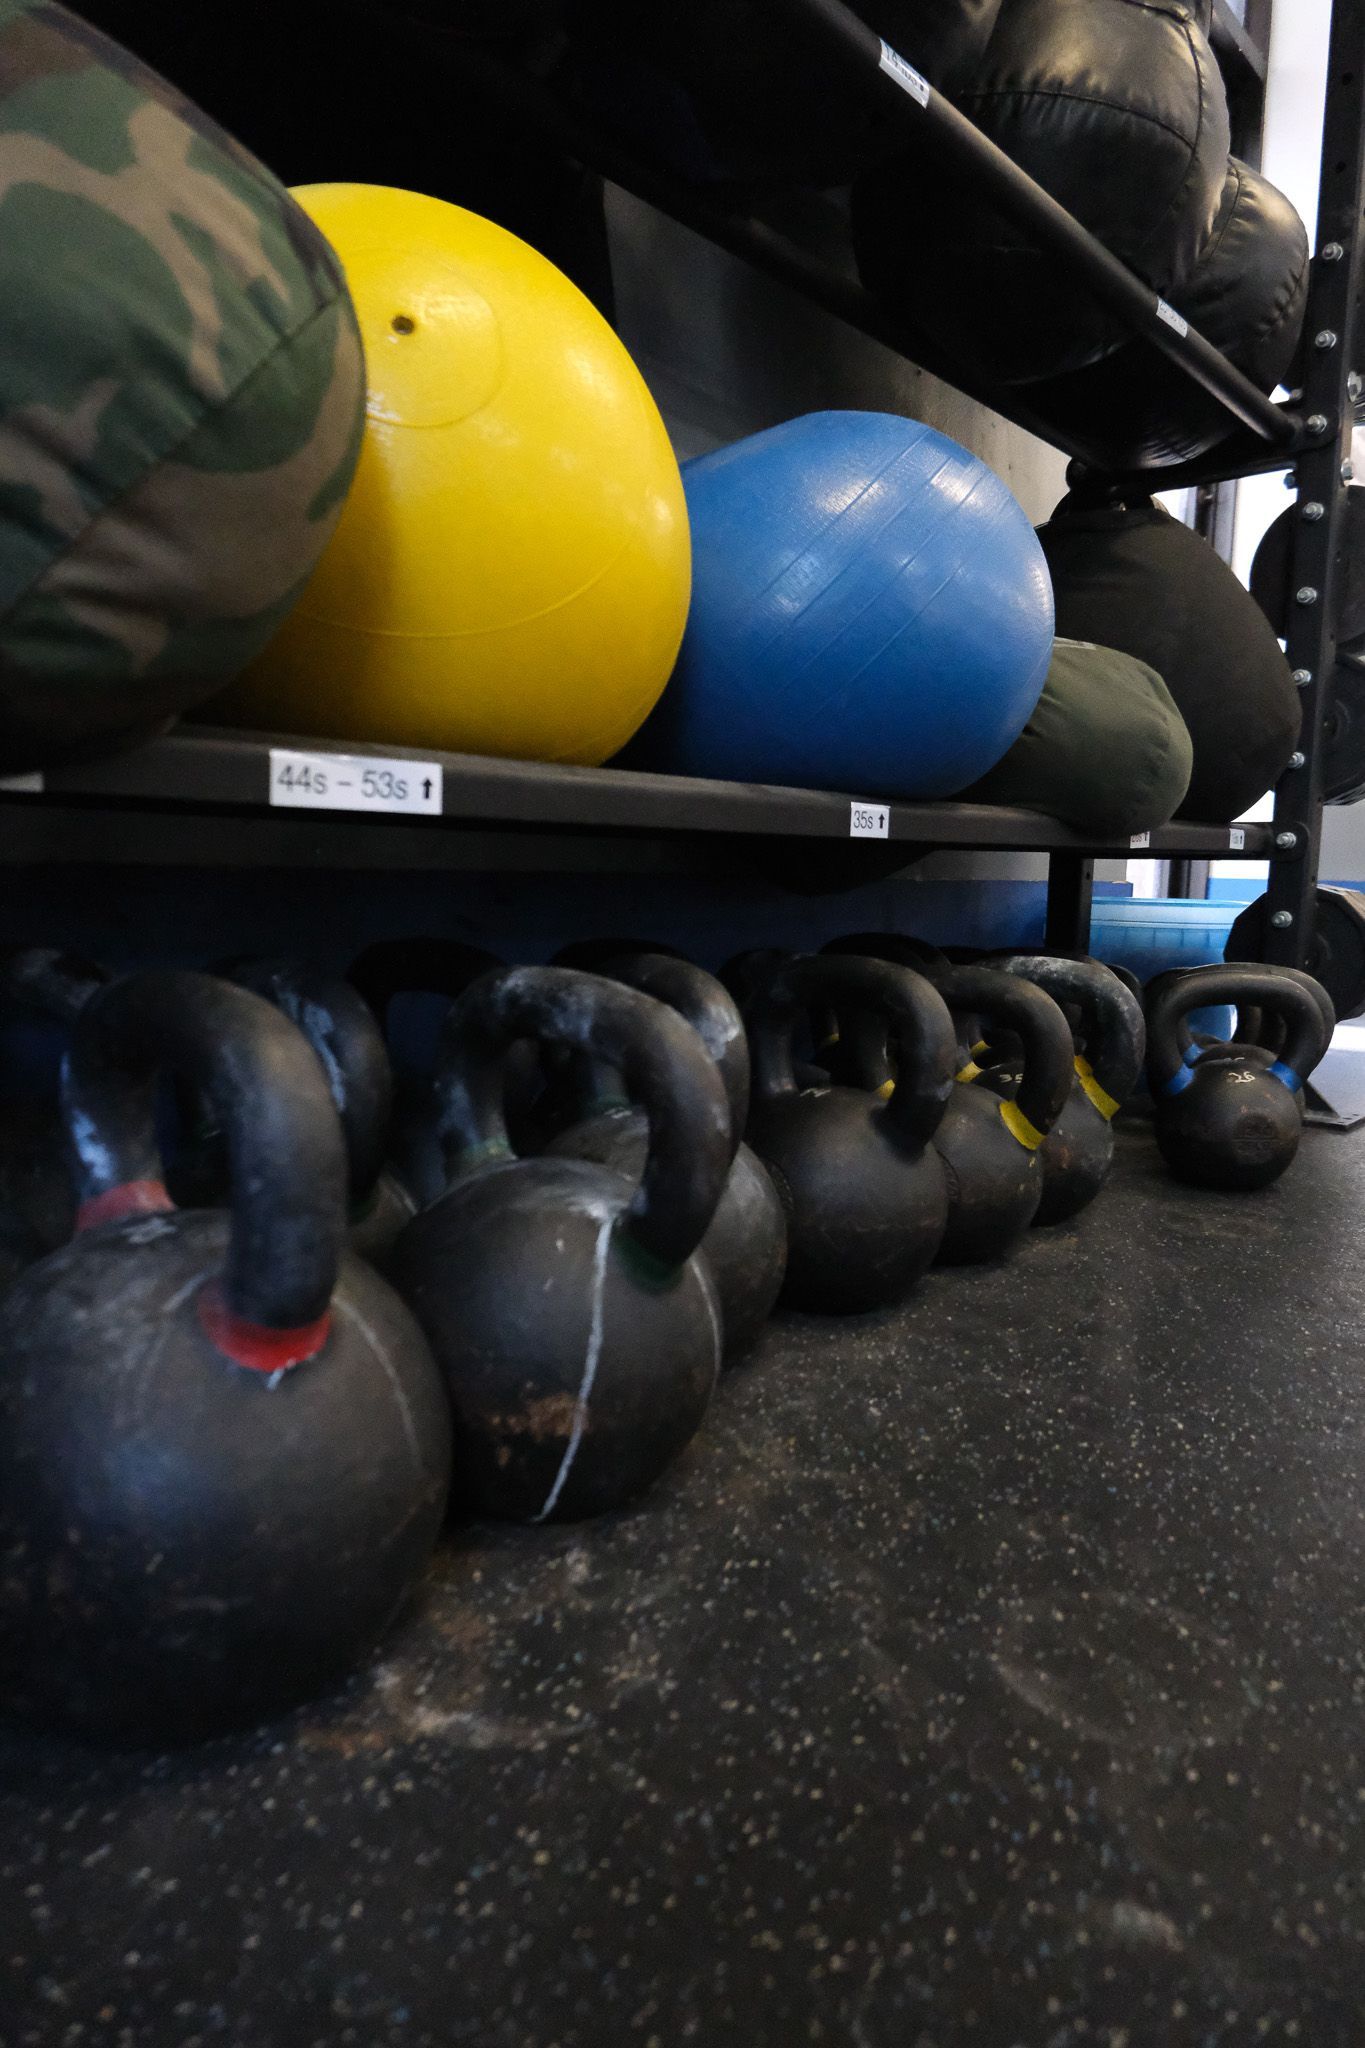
left=622, top=411, right=1054, bottom=799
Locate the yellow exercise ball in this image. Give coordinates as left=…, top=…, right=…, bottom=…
left=211, top=184, right=691, bottom=765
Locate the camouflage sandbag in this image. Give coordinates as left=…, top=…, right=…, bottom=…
left=959, top=637, right=1194, bottom=836
left=0, top=0, right=365, bottom=771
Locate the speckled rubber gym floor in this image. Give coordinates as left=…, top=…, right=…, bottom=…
left=4, top=1123, right=1365, bottom=2048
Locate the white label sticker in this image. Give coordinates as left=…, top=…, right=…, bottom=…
left=1130, top=831, right=1152, bottom=849
left=879, top=40, right=931, bottom=105
left=0, top=771, right=43, bottom=793
left=1156, top=298, right=1189, bottom=337
left=269, top=748, right=443, bottom=816
left=1229, top=827, right=1247, bottom=851
left=850, top=801, right=890, bottom=840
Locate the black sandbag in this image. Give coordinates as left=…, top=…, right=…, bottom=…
left=1015, top=158, right=1309, bottom=470
left=851, top=0, right=1230, bottom=386
left=562, top=0, right=1002, bottom=189
left=1037, top=495, right=1301, bottom=823
left=958, top=638, right=1193, bottom=835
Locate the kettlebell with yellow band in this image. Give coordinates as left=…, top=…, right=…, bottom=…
left=834, top=961, right=1075, bottom=1264
left=984, top=956, right=1146, bottom=1223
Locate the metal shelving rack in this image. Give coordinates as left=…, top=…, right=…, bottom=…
left=2, top=0, right=1359, bottom=960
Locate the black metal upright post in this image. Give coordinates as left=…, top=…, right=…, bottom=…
left=1265, top=0, right=1365, bottom=967
left=1045, top=854, right=1095, bottom=953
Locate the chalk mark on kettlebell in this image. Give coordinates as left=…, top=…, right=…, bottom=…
left=334, top=1293, right=422, bottom=1467
left=534, top=1209, right=614, bottom=1524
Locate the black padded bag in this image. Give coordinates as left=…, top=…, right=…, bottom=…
left=1037, top=496, right=1301, bottom=823
left=852, top=0, right=1230, bottom=386
left=562, top=0, right=1002, bottom=188
left=1017, top=158, right=1309, bottom=470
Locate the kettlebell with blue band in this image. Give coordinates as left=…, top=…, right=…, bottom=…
left=1146, top=964, right=1332, bottom=1190
left=388, top=966, right=732, bottom=1523
left=743, top=954, right=956, bottom=1313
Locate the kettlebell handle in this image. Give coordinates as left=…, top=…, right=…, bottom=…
left=570, top=951, right=749, bottom=1152
left=1147, top=966, right=1332, bottom=1099
left=224, top=958, right=393, bottom=1205
left=63, top=972, right=348, bottom=1351
left=928, top=965, right=1075, bottom=1144
left=0, top=947, right=109, bottom=1020
left=994, top=954, right=1146, bottom=1117
left=431, top=966, right=733, bottom=1270
left=748, top=954, right=957, bottom=1148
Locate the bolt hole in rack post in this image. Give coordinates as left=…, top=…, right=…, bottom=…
left=0, top=0, right=1353, bottom=939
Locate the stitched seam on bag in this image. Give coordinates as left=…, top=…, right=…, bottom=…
left=2, top=294, right=353, bottom=626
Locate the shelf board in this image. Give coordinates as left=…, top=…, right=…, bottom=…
left=0, top=728, right=1277, bottom=870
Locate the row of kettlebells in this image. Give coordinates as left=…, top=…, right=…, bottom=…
left=0, top=937, right=1332, bottom=1745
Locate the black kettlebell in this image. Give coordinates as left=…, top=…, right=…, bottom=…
left=840, top=963, right=1077, bottom=1264
left=982, top=956, right=1147, bottom=1223
left=744, top=954, right=956, bottom=1313
left=0, top=971, right=451, bottom=1742
left=350, top=937, right=506, bottom=1206
left=819, top=932, right=956, bottom=1087
left=235, top=958, right=415, bottom=1263
left=0, top=948, right=109, bottom=1255
left=388, top=965, right=733, bottom=1523
left=1147, top=964, right=1332, bottom=1189
left=1166, top=966, right=1333, bottom=1099
left=546, top=950, right=787, bottom=1359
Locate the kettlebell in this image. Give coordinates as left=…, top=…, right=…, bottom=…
left=0, top=948, right=109, bottom=1255
left=546, top=950, right=787, bottom=1358
left=819, top=932, right=956, bottom=1088
left=350, top=937, right=505, bottom=1206
left=983, top=955, right=1147, bottom=1223
left=840, top=963, right=1077, bottom=1264
left=1147, top=964, right=1332, bottom=1189
left=167, top=957, right=416, bottom=1263
left=0, top=971, right=451, bottom=1741
left=387, top=966, right=733, bottom=1523
left=1169, top=966, right=1333, bottom=1096
left=744, top=954, right=956, bottom=1313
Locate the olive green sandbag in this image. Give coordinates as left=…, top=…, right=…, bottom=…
left=0, top=0, right=366, bottom=772
left=959, top=637, right=1193, bottom=835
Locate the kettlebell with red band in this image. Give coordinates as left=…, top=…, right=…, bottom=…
left=0, top=970, right=451, bottom=1741
left=744, top=954, right=956, bottom=1312
left=547, top=950, right=787, bottom=1359
left=388, top=966, right=732, bottom=1524
left=984, top=955, right=1146, bottom=1223
left=226, top=958, right=413, bottom=1263
left=1146, top=964, right=1331, bottom=1189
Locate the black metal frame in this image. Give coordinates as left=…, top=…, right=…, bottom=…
left=1264, top=0, right=1365, bottom=969
left=3, top=0, right=1359, bottom=955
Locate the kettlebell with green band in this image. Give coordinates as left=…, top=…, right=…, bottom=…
left=388, top=966, right=733, bottom=1523
left=744, top=954, right=956, bottom=1313
left=0, top=971, right=451, bottom=1741
left=986, top=955, right=1146, bottom=1223
left=1146, top=964, right=1332, bottom=1189
left=547, top=951, right=787, bottom=1360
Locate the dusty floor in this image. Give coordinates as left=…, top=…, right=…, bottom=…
left=4, top=1124, right=1365, bottom=2047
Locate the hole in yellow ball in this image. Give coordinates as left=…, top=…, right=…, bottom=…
left=391, top=313, right=416, bottom=335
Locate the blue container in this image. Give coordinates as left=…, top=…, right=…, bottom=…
left=1090, top=897, right=1252, bottom=1041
